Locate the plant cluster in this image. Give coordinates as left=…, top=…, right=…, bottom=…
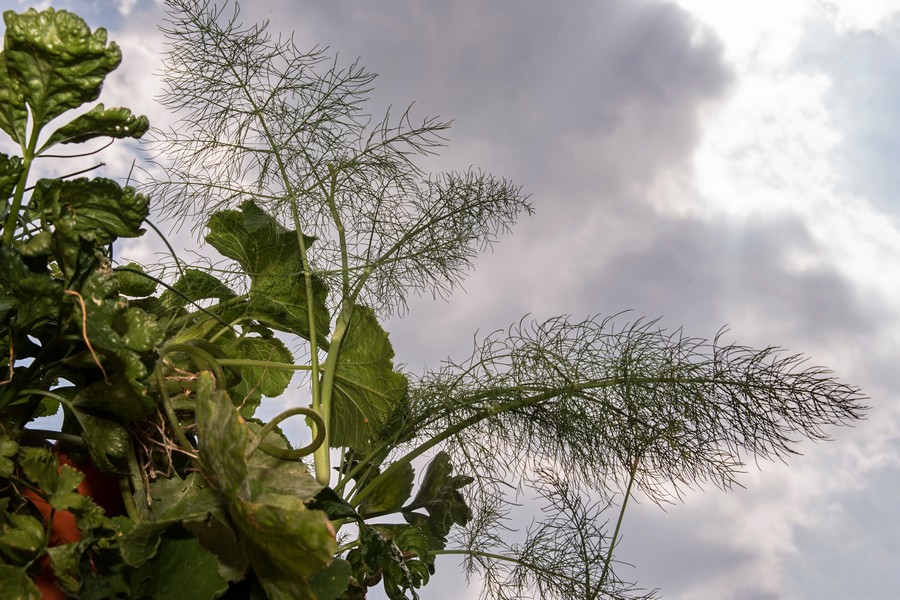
left=0, top=3, right=867, bottom=600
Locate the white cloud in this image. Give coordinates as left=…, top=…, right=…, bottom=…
left=819, top=0, right=900, bottom=33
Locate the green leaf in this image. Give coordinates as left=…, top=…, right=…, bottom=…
left=120, top=307, right=164, bottom=353
left=194, top=372, right=249, bottom=497
left=159, top=268, right=235, bottom=311
left=46, top=542, right=82, bottom=597
left=194, top=373, right=336, bottom=597
left=359, top=461, right=414, bottom=516
left=2, top=8, right=122, bottom=128
left=0, top=246, right=62, bottom=328
left=68, top=409, right=130, bottom=473
left=0, top=564, right=40, bottom=600
left=231, top=499, right=336, bottom=600
left=31, top=178, right=148, bottom=244
left=0, top=153, right=23, bottom=208
left=309, top=558, right=352, bottom=600
left=331, top=305, right=409, bottom=451
left=0, top=435, right=18, bottom=478
left=406, top=452, right=474, bottom=541
left=0, top=512, right=45, bottom=564
left=130, top=527, right=229, bottom=600
left=0, top=53, right=27, bottom=144
left=205, top=201, right=330, bottom=340
left=218, top=335, right=295, bottom=416
left=115, top=263, right=157, bottom=297
left=309, top=487, right=360, bottom=522
left=41, top=103, right=148, bottom=151
left=72, top=373, right=154, bottom=421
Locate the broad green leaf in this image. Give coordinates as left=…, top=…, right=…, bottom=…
left=0, top=153, right=23, bottom=207
left=0, top=564, right=40, bottom=600
left=232, top=499, right=336, bottom=600
left=19, top=445, right=63, bottom=492
left=3, top=8, right=122, bottom=128
left=331, top=305, right=409, bottom=451
left=130, top=528, right=229, bottom=600
left=309, top=558, right=352, bottom=600
left=115, top=263, right=157, bottom=297
left=0, top=435, right=17, bottom=478
left=205, top=201, right=330, bottom=340
left=194, top=372, right=249, bottom=497
left=0, top=53, right=27, bottom=144
left=218, top=335, right=295, bottom=415
left=31, top=178, right=148, bottom=244
left=359, top=461, right=414, bottom=516
left=41, top=103, right=148, bottom=151
left=159, top=268, right=235, bottom=311
left=73, top=374, right=154, bottom=421
left=309, top=487, right=361, bottom=522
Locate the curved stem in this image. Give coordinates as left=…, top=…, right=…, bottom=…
left=246, top=406, right=326, bottom=461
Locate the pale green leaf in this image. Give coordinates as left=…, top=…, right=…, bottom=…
left=0, top=564, right=40, bottom=600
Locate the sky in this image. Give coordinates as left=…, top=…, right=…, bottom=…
left=7, top=0, right=900, bottom=598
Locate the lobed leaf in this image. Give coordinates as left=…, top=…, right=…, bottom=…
left=41, top=103, right=148, bottom=151
left=330, top=305, right=409, bottom=451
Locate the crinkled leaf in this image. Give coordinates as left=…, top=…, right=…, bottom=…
left=41, top=102, right=148, bottom=150
left=360, top=461, right=414, bottom=517
left=0, top=246, right=62, bottom=327
left=0, top=52, right=27, bottom=144
left=73, top=373, right=154, bottom=421
left=115, top=263, right=157, bottom=297
left=347, top=525, right=421, bottom=600
left=331, top=305, right=409, bottom=451
left=130, top=527, right=229, bottom=600
left=0, top=153, right=23, bottom=206
left=68, top=410, right=129, bottom=473
left=159, top=267, right=235, bottom=311
left=205, top=201, right=329, bottom=340
left=120, top=307, right=163, bottom=352
left=3, top=8, right=122, bottom=128
left=31, top=178, right=148, bottom=244
left=0, top=564, right=40, bottom=600
left=0, top=435, right=17, bottom=478
left=309, top=558, right=352, bottom=600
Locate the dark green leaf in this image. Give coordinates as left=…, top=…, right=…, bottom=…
left=159, top=268, right=235, bottom=311
left=115, top=263, right=157, bottom=297
left=120, top=307, right=163, bottom=353
left=331, top=305, right=409, bottom=451
left=42, top=103, right=148, bottom=150
left=31, top=178, right=148, bottom=244
left=406, top=452, right=473, bottom=541
left=205, top=201, right=330, bottom=340
left=68, top=409, right=129, bottom=473
left=309, top=487, right=361, bottom=522
left=3, top=8, right=122, bottom=128
left=73, top=373, right=154, bottom=420
left=0, top=435, right=18, bottom=478
left=309, top=558, right=352, bottom=600
left=130, top=527, right=229, bottom=600
left=46, top=542, right=82, bottom=597
left=359, top=461, right=414, bottom=517
left=0, top=153, right=23, bottom=207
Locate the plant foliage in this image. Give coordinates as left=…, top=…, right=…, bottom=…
left=0, top=3, right=866, bottom=599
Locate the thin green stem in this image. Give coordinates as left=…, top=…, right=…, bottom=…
left=598, top=452, right=640, bottom=590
